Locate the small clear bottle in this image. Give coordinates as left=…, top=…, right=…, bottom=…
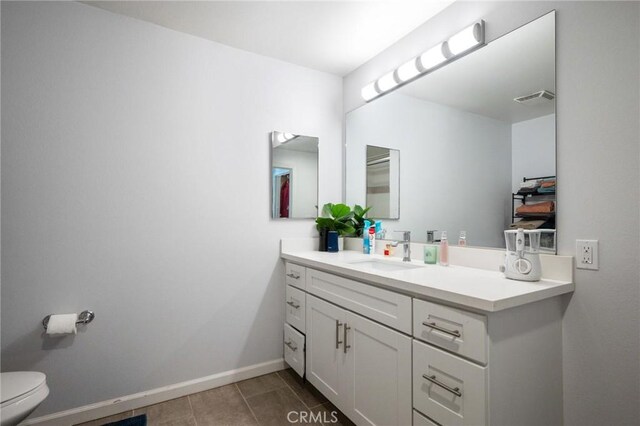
left=458, top=231, right=467, bottom=247
left=439, top=231, right=449, bottom=266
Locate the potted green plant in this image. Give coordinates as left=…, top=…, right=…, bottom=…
left=316, top=203, right=356, bottom=251
left=352, top=204, right=372, bottom=237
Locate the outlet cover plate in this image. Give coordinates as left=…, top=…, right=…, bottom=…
left=576, top=240, right=599, bottom=270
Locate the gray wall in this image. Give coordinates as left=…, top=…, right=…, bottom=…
left=344, top=2, right=640, bottom=425
left=1, top=1, right=342, bottom=415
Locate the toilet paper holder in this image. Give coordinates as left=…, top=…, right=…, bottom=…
left=42, top=310, right=95, bottom=330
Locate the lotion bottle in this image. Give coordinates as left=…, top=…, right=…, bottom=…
left=439, top=231, right=449, bottom=266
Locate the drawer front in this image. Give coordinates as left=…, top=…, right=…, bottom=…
left=413, top=340, right=487, bottom=426
left=306, top=268, right=412, bottom=334
left=413, top=299, right=487, bottom=364
left=413, top=410, right=441, bottom=426
left=286, top=285, right=306, bottom=333
left=284, top=323, right=305, bottom=377
left=285, top=262, right=306, bottom=290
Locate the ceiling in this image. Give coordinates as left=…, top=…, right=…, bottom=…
left=82, top=1, right=455, bottom=76
left=397, top=12, right=555, bottom=123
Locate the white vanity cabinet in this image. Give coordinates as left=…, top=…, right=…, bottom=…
left=282, top=258, right=565, bottom=426
left=306, top=294, right=412, bottom=426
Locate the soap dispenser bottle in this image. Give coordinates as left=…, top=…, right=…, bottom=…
left=424, top=230, right=438, bottom=264
left=439, top=231, right=449, bottom=266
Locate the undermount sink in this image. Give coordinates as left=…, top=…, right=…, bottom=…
left=348, top=259, right=423, bottom=272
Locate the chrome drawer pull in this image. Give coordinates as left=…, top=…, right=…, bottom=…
left=286, top=300, right=300, bottom=309
left=285, top=340, right=298, bottom=352
left=422, top=374, right=462, bottom=397
left=343, top=323, right=351, bottom=354
left=422, top=321, right=461, bottom=338
left=286, top=273, right=301, bottom=279
left=335, top=320, right=343, bottom=348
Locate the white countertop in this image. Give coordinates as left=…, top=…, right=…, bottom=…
left=281, top=249, right=574, bottom=312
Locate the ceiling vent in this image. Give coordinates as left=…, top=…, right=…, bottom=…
left=514, top=90, right=555, bottom=105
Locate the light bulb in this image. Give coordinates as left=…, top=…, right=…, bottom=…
left=361, top=81, right=380, bottom=101
left=447, top=22, right=482, bottom=55
left=276, top=132, right=287, bottom=143
left=377, top=70, right=399, bottom=92
left=418, top=43, right=447, bottom=71
left=397, top=57, right=421, bottom=82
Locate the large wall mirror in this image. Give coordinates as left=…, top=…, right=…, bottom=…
left=271, top=131, right=318, bottom=219
left=346, top=11, right=556, bottom=250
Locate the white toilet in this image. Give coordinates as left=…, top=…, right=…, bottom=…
left=1, top=372, right=49, bottom=426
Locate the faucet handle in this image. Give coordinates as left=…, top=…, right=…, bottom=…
left=393, top=230, right=411, bottom=241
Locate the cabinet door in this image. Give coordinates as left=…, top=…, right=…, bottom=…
left=342, top=311, right=412, bottom=426
left=306, top=295, right=347, bottom=409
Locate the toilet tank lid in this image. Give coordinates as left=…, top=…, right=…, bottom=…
left=1, top=372, right=46, bottom=403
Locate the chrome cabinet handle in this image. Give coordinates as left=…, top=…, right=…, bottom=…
left=335, top=320, right=343, bottom=349
left=422, top=321, right=461, bottom=338
left=286, top=300, right=300, bottom=309
left=286, top=273, right=300, bottom=279
left=285, top=340, right=298, bottom=352
left=343, top=323, right=351, bottom=354
left=422, top=374, right=462, bottom=397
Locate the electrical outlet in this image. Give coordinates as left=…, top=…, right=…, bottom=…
left=576, top=240, right=599, bottom=270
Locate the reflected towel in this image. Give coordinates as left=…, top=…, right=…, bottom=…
left=516, top=201, right=555, bottom=214
left=510, top=220, right=545, bottom=230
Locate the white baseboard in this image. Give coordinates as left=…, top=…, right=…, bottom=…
left=24, top=358, right=286, bottom=425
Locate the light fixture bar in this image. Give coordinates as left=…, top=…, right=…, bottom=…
left=361, top=20, right=485, bottom=102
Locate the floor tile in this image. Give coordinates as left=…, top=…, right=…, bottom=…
left=189, top=384, right=257, bottom=426
left=133, top=396, right=194, bottom=426
left=74, top=410, right=133, bottom=426
left=278, top=368, right=328, bottom=408
left=245, top=387, right=307, bottom=426
left=236, top=372, right=287, bottom=398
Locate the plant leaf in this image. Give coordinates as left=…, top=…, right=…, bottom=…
left=330, top=203, right=351, bottom=219
left=321, top=203, right=333, bottom=218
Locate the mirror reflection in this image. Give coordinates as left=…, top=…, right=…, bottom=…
left=271, top=131, right=318, bottom=219
left=346, top=12, right=556, bottom=249
left=366, top=145, right=400, bottom=219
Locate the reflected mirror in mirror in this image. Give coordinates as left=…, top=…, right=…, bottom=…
left=366, top=145, right=400, bottom=219
left=346, top=12, right=556, bottom=250
left=271, top=131, right=318, bottom=219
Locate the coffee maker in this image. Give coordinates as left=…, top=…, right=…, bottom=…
left=503, top=229, right=542, bottom=281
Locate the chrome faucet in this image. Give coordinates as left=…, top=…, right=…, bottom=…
left=392, top=231, right=411, bottom=262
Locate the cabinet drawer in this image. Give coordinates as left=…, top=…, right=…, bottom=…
left=285, top=262, right=306, bottom=290
left=413, top=410, right=441, bottom=426
left=413, top=340, right=486, bottom=426
left=286, top=285, right=306, bottom=333
left=413, top=299, right=487, bottom=364
left=284, top=323, right=305, bottom=377
left=305, top=268, right=411, bottom=334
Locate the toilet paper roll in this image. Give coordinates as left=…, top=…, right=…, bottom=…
left=46, top=314, right=78, bottom=335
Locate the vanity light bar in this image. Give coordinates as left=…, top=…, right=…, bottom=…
left=361, top=20, right=485, bottom=102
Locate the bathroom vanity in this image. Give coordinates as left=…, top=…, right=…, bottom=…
left=281, top=240, right=573, bottom=426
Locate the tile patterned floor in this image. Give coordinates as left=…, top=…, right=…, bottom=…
left=76, top=369, right=354, bottom=426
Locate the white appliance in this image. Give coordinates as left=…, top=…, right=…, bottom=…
left=503, top=229, right=542, bottom=281
left=1, top=372, right=49, bottom=426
